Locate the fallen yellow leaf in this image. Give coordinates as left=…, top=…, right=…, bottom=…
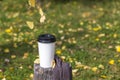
left=5, top=28, right=12, bottom=33
left=2, top=77, right=6, bottom=80
left=39, top=8, right=44, bottom=16
left=61, top=45, right=66, bottom=50
left=91, top=67, right=98, bottom=72
left=98, top=64, right=104, bottom=69
left=30, top=73, right=34, bottom=78
left=72, top=69, right=78, bottom=74
left=40, top=15, right=46, bottom=23
left=115, top=45, right=120, bottom=52
left=109, top=59, right=114, bottom=65
left=11, top=55, right=16, bottom=59
left=23, top=52, right=29, bottom=59
left=101, top=75, right=107, bottom=79
left=93, top=26, right=102, bottom=31
left=56, top=50, right=62, bottom=55
left=4, top=48, right=10, bottom=53
left=118, top=60, right=120, bottom=63
left=28, top=0, right=35, bottom=7
left=34, top=58, right=40, bottom=64
left=26, top=21, right=34, bottom=29
left=113, top=33, right=117, bottom=38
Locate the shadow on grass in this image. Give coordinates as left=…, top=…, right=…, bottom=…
left=41, top=0, right=108, bottom=5
left=0, top=42, right=35, bottom=58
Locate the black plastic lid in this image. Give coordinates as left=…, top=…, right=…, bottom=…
left=38, top=34, right=56, bottom=43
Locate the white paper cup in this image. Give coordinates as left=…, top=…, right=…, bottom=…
left=38, top=34, right=56, bottom=68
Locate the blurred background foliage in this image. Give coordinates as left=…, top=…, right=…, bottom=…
left=0, top=0, right=120, bottom=80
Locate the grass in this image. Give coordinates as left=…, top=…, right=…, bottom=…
left=0, top=0, right=120, bottom=80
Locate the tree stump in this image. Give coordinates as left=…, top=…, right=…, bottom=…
left=33, top=55, right=72, bottom=80
left=34, top=64, right=53, bottom=80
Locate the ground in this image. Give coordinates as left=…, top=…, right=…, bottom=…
left=0, top=0, right=120, bottom=80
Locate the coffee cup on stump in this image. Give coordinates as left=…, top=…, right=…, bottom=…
left=38, top=34, right=56, bottom=68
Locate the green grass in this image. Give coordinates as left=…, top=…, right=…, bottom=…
left=0, top=0, right=120, bottom=80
